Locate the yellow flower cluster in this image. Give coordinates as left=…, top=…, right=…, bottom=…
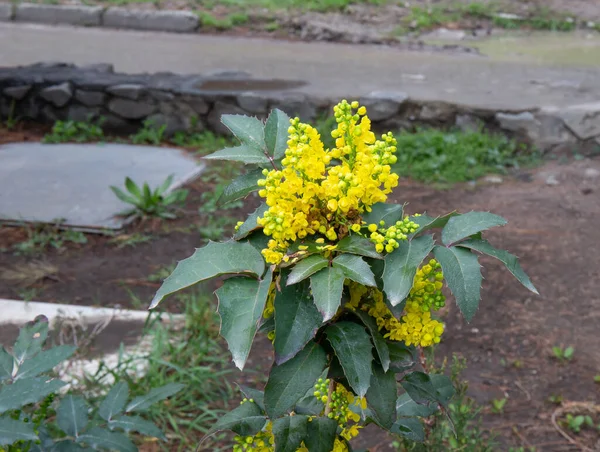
left=256, top=100, right=399, bottom=264
left=366, top=217, right=419, bottom=253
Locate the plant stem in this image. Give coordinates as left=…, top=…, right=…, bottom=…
left=324, top=379, right=335, bottom=416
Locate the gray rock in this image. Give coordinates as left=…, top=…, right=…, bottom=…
left=40, top=105, right=67, bottom=123
left=359, top=91, right=408, bottom=122
left=268, top=92, right=316, bottom=122
left=103, top=8, right=199, bottom=33
left=584, top=168, right=600, bottom=179
left=455, top=113, right=484, bottom=132
left=107, top=84, right=145, bottom=100
left=484, top=175, right=503, bottom=184
left=203, top=70, right=252, bottom=79
left=75, top=90, right=106, bottom=107
left=15, top=4, right=102, bottom=26
left=108, top=98, right=156, bottom=119
left=545, top=174, right=560, bottom=186
left=146, top=113, right=185, bottom=136
left=237, top=92, right=269, bottom=115
left=420, top=28, right=467, bottom=41
left=181, top=95, right=209, bottom=115
left=102, top=114, right=133, bottom=132
left=40, top=82, right=73, bottom=107
left=68, top=105, right=100, bottom=122
left=207, top=101, right=246, bottom=134
left=420, top=102, right=456, bottom=122
left=3, top=85, right=32, bottom=100
left=0, top=3, right=13, bottom=21
left=556, top=102, right=600, bottom=140
left=80, top=63, right=114, bottom=73
left=150, top=90, right=175, bottom=102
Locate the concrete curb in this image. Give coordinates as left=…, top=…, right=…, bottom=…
left=14, top=3, right=102, bottom=26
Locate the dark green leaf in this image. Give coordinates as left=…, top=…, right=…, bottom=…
left=366, top=365, right=397, bottom=429
left=310, top=266, right=345, bottom=322
left=387, top=342, right=416, bottom=373
left=221, top=114, right=267, bottom=153
left=457, top=238, right=538, bottom=294
left=265, top=341, right=327, bottom=418
left=109, top=416, right=165, bottom=440
left=245, top=229, right=271, bottom=253
left=204, top=145, right=271, bottom=166
left=352, top=310, right=390, bottom=372
left=326, top=321, right=373, bottom=397
left=410, top=212, right=458, bottom=235
left=274, top=280, right=323, bottom=364
left=441, top=211, right=507, bottom=245
left=295, top=394, right=324, bottom=416
left=383, top=235, right=434, bottom=306
left=217, top=269, right=273, bottom=370
left=234, top=203, right=268, bottom=240
left=390, top=417, right=424, bottom=442
left=156, top=174, right=174, bottom=196
left=49, top=440, right=90, bottom=451
left=205, top=401, right=266, bottom=438
left=430, top=374, right=455, bottom=407
left=57, top=395, right=88, bottom=437
left=434, top=245, right=482, bottom=322
left=238, top=385, right=265, bottom=411
left=304, top=417, right=338, bottom=452
left=219, top=168, right=263, bottom=206
left=16, top=345, right=76, bottom=380
left=287, top=255, right=329, bottom=286
left=98, top=381, right=129, bottom=422
left=333, top=254, right=376, bottom=287
left=77, top=427, right=136, bottom=452
left=265, top=108, right=290, bottom=160
left=0, top=377, right=65, bottom=414
left=124, top=177, right=142, bottom=198
left=400, top=371, right=438, bottom=405
left=126, top=383, right=184, bottom=413
left=0, top=349, right=13, bottom=382
left=110, top=186, right=138, bottom=205
left=336, top=235, right=382, bottom=260
left=13, top=317, right=49, bottom=364
left=363, top=203, right=404, bottom=226
left=0, top=416, right=37, bottom=446
left=396, top=393, right=437, bottom=417
left=272, top=415, right=308, bottom=452
left=150, top=241, right=265, bottom=309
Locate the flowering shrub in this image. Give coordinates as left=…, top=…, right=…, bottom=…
left=150, top=101, right=538, bottom=451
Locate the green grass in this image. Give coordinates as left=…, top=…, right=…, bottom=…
left=43, top=118, right=105, bottom=144
left=204, top=0, right=386, bottom=13
left=13, top=221, right=88, bottom=255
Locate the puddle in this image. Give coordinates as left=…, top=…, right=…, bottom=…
left=196, top=78, right=306, bottom=92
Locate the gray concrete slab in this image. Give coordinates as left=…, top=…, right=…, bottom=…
left=0, top=142, right=203, bottom=230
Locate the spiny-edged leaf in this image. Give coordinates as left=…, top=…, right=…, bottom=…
left=99, top=381, right=129, bottom=421
left=221, top=114, right=267, bottom=153
left=245, top=229, right=271, bottom=253
left=287, top=255, right=329, bottom=286
left=434, top=245, right=482, bottom=322
left=336, top=235, right=382, bottom=260
left=217, top=269, right=273, bottom=370
left=410, top=212, right=458, bottom=235
left=400, top=371, right=438, bottom=405
left=205, top=401, right=266, bottom=438
left=0, top=377, right=65, bottom=414
left=274, top=279, right=323, bottom=365
left=396, top=393, right=437, bottom=417
left=49, top=440, right=91, bottom=451
left=13, top=317, right=49, bottom=364
left=441, top=211, right=507, bottom=245
left=304, top=416, right=338, bottom=452
left=390, top=417, right=424, bottom=442
left=0, top=349, right=13, bottom=381
left=204, top=145, right=271, bottom=166
left=15, top=345, right=76, bottom=380
left=272, top=415, right=308, bottom=452
left=383, top=235, right=434, bottom=306
left=264, top=341, right=327, bottom=418
left=125, top=383, right=184, bottom=413
left=295, top=394, right=324, bottom=416
left=430, top=374, right=455, bottom=407
left=0, top=416, right=37, bottom=446
left=326, top=321, right=373, bottom=397
left=363, top=203, right=404, bottom=226
left=265, top=108, right=290, bottom=160
left=352, top=310, right=390, bottom=372
left=333, top=254, right=376, bottom=287
left=234, top=203, right=268, bottom=240
left=238, top=385, right=265, bottom=411
left=457, top=238, right=538, bottom=294
left=109, top=415, right=165, bottom=440
left=77, top=427, right=136, bottom=452
left=387, top=342, right=416, bottom=373
left=310, top=266, right=345, bottom=322
left=57, top=395, right=88, bottom=437
left=150, top=241, right=265, bottom=309
left=366, top=365, right=397, bottom=429
left=219, top=168, right=263, bottom=206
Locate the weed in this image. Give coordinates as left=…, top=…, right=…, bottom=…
left=43, top=118, right=105, bottom=143
left=199, top=215, right=238, bottom=241
left=594, top=375, right=600, bottom=384
left=16, top=287, right=40, bottom=302
left=148, top=263, right=176, bottom=283
left=171, top=129, right=233, bottom=154
left=490, top=397, right=507, bottom=414
left=0, top=261, right=58, bottom=288
left=13, top=222, right=87, bottom=255
left=548, top=394, right=563, bottom=405
left=197, top=11, right=247, bottom=29
left=563, top=413, right=594, bottom=433
left=552, top=345, right=575, bottom=362
left=403, top=5, right=457, bottom=31
left=108, top=232, right=153, bottom=248
left=4, top=99, right=19, bottom=130
left=264, top=21, right=280, bottom=32
left=130, top=119, right=167, bottom=145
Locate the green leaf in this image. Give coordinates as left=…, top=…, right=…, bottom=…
left=410, top=212, right=458, bottom=235
left=430, top=374, right=455, bottom=407
left=456, top=238, right=538, bottom=294
left=150, top=241, right=265, bottom=309
left=77, top=427, right=136, bottom=452
left=234, top=204, right=268, bottom=240
left=57, top=395, right=88, bottom=438
left=219, top=168, right=263, bottom=206
left=336, top=235, right=382, bottom=260
left=434, top=246, right=482, bottom=322
left=124, top=177, right=142, bottom=198
left=109, top=416, right=165, bottom=440
left=333, top=254, right=376, bottom=287
left=391, top=417, right=424, bottom=442
left=396, top=393, right=437, bottom=417
left=287, top=255, right=329, bottom=286
left=13, top=317, right=49, bottom=364
left=15, top=345, right=76, bottom=380
left=310, top=267, right=345, bottom=322
left=125, top=383, right=184, bottom=413
left=264, top=341, right=327, bottom=418
left=352, top=310, right=390, bottom=372
left=274, top=280, right=323, bottom=364
left=221, top=114, right=267, bottom=153
left=110, top=186, right=138, bottom=205
left=217, top=269, right=274, bottom=370
left=304, top=416, right=338, bottom=452
left=50, top=440, right=91, bottom=451
left=0, top=349, right=13, bottom=381
left=295, top=394, right=324, bottom=416
left=326, top=321, right=373, bottom=397
left=238, top=385, right=265, bottom=411
left=264, top=108, right=290, bottom=160
left=363, top=203, right=404, bottom=226
left=272, top=415, right=308, bottom=452
left=400, top=371, right=438, bottom=405
left=366, top=365, right=397, bottom=429
left=204, top=145, right=271, bottom=166
left=441, top=211, right=507, bottom=245
left=0, top=377, right=65, bottom=414
left=383, top=235, right=434, bottom=306
left=205, top=401, right=266, bottom=438
left=0, top=415, right=37, bottom=446
left=387, top=342, right=416, bottom=373
left=99, top=381, right=129, bottom=422
left=245, top=230, right=271, bottom=253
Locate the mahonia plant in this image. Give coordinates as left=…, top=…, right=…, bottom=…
left=150, top=100, right=538, bottom=451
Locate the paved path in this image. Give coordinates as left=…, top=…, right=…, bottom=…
left=1, top=22, right=600, bottom=109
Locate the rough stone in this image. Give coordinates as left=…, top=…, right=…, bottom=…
left=108, top=98, right=156, bottom=119
left=146, top=113, right=185, bottom=136
left=15, top=4, right=102, bottom=26
left=419, top=102, right=456, bottom=122
left=68, top=105, right=100, bottom=122
left=237, top=92, right=269, bottom=115
left=484, top=175, right=503, bottom=184
left=496, top=111, right=538, bottom=133
left=556, top=103, right=600, bottom=140
left=103, top=8, right=199, bottom=33
left=75, top=90, right=106, bottom=107
left=497, top=110, right=576, bottom=150
left=207, top=101, right=246, bottom=134
left=3, top=85, right=32, bottom=100
left=181, top=95, right=209, bottom=115
left=268, top=92, right=316, bottom=122
left=107, top=84, right=146, bottom=100
left=359, top=91, right=408, bottom=122
left=420, top=28, right=467, bottom=41
left=0, top=3, right=13, bottom=21
left=80, top=63, right=114, bottom=74
left=584, top=168, right=600, bottom=179
left=455, top=113, right=484, bottom=132
left=40, top=82, right=73, bottom=108
left=150, top=90, right=175, bottom=102
left=40, top=105, right=67, bottom=123
left=546, top=174, right=560, bottom=186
